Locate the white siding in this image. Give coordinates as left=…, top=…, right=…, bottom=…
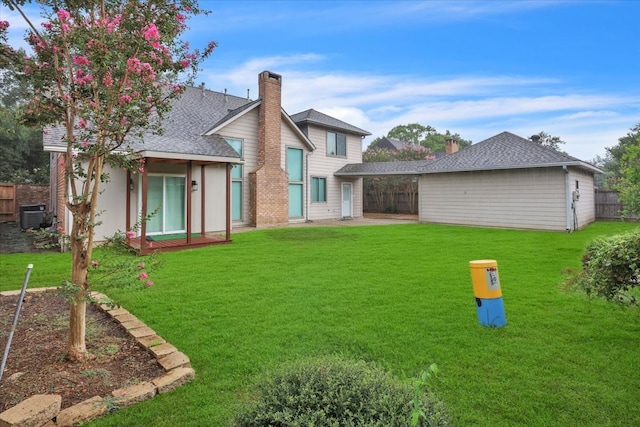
left=202, top=164, right=228, bottom=232
left=419, top=167, right=569, bottom=231
left=569, top=168, right=596, bottom=229
left=218, top=109, right=259, bottom=225
left=306, top=125, right=363, bottom=220
left=85, top=164, right=128, bottom=241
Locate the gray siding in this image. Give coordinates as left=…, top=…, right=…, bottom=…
left=419, top=167, right=569, bottom=231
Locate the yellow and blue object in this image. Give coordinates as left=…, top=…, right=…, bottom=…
left=469, top=260, right=506, bottom=327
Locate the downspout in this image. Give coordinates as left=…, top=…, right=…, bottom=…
left=305, top=151, right=311, bottom=222
left=563, top=165, right=571, bottom=232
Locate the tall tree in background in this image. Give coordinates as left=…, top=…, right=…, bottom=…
left=529, top=131, right=566, bottom=152
left=386, top=123, right=472, bottom=153
left=615, top=124, right=640, bottom=216
left=3, top=0, right=215, bottom=360
left=593, top=124, right=640, bottom=189
left=387, top=123, right=437, bottom=145
left=0, top=63, right=49, bottom=183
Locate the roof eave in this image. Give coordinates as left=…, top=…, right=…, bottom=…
left=297, top=118, right=371, bottom=137
left=423, top=161, right=604, bottom=174
left=335, top=170, right=422, bottom=177
left=139, top=150, right=242, bottom=164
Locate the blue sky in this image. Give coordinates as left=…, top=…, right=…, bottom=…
left=3, top=1, right=640, bottom=161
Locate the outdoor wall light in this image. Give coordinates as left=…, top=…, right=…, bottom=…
left=191, top=180, right=198, bottom=192
left=129, top=178, right=134, bottom=191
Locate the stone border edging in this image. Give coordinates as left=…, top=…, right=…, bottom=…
left=0, top=287, right=195, bottom=427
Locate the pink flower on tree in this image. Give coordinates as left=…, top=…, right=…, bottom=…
left=143, top=23, right=161, bottom=48
left=72, top=55, right=89, bottom=66
left=125, top=231, right=136, bottom=239
left=102, top=71, right=114, bottom=87
left=119, top=94, right=132, bottom=105
left=126, top=57, right=141, bottom=72
left=81, top=141, right=89, bottom=148
left=143, top=23, right=160, bottom=41
left=56, top=9, right=71, bottom=21
left=0, top=21, right=9, bottom=31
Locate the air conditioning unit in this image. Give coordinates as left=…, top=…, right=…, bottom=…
left=20, top=204, right=46, bottom=230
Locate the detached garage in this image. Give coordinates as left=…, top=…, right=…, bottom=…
left=417, top=132, right=602, bottom=231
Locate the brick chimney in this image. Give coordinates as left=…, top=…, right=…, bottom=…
left=445, top=139, right=459, bottom=155
left=248, top=71, right=290, bottom=227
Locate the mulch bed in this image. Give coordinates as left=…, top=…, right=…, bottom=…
left=0, top=291, right=164, bottom=411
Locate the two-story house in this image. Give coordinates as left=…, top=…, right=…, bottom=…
left=44, top=71, right=370, bottom=253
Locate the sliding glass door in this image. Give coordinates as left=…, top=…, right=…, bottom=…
left=146, top=175, right=186, bottom=235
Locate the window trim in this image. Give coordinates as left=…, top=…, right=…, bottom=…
left=224, top=137, right=244, bottom=220
left=286, top=147, right=304, bottom=218
left=326, top=131, right=347, bottom=158
left=311, top=176, right=327, bottom=203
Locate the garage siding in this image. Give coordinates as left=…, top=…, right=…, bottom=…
left=419, top=167, right=568, bottom=231
left=569, top=168, right=596, bottom=229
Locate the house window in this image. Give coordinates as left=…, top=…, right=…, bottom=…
left=327, top=131, right=347, bottom=157
left=225, top=137, right=243, bottom=220
left=287, top=147, right=304, bottom=218
left=311, top=177, right=326, bottom=202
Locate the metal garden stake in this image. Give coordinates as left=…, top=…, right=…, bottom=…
left=0, top=264, right=33, bottom=382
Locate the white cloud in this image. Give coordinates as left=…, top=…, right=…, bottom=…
left=203, top=56, right=640, bottom=160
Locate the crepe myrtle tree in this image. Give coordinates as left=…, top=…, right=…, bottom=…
left=3, top=0, right=216, bottom=361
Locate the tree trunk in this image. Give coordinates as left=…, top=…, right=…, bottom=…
left=67, top=298, right=86, bottom=361
left=66, top=208, right=91, bottom=361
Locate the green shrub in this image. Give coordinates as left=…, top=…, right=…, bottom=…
left=576, top=228, right=640, bottom=304
left=233, top=355, right=448, bottom=427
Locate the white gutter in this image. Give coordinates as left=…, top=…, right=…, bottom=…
left=564, top=165, right=571, bottom=232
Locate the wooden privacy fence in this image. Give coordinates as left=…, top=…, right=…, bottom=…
left=364, top=191, right=419, bottom=214
left=594, top=189, right=637, bottom=221
left=0, top=183, right=50, bottom=224
left=0, top=184, right=16, bottom=222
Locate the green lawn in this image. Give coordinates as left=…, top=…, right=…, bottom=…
left=2, top=222, right=639, bottom=426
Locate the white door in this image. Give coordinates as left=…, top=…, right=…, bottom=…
left=341, top=182, right=352, bottom=218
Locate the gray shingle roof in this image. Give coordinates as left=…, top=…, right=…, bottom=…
left=290, top=109, right=371, bottom=136
left=335, top=160, right=433, bottom=176
left=130, top=86, right=251, bottom=158
left=419, top=131, right=602, bottom=174
left=334, top=131, right=603, bottom=177
left=44, top=87, right=371, bottom=160
left=43, top=85, right=254, bottom=159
